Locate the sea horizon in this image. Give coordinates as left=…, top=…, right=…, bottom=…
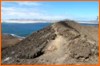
left=2, top=22, right=98, bottom=37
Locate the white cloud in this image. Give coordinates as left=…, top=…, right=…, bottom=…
left=2, top=6, right=42, bottom=19
left=1, top=2, right=74, bottom=23
left=2, top=6, right=71, bottom=21
left=17, top=2, right=41, bottom=6
left=1, top=7, right=14, bottom=11
left=2, top=2, right=76, bottom=23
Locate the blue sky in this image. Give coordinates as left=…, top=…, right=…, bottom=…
left=2, top=2, right=98, bottom=23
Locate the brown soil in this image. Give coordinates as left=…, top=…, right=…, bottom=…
left=2, top=34, right=22, bottom=49
left=2, top=20, right=98, bottom=64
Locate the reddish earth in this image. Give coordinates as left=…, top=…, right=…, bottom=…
left=2, top=34, right=23, bottom=49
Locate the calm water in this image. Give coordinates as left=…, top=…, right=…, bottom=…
left=2, top=23, right=52, bottom=37
left=2, top=22, right=98, bottom=37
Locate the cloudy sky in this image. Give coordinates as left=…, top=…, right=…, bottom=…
left=2, top=2, right=98, bottom=23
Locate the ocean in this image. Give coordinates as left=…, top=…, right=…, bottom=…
left=2, top=23, right=52, bottom=37
left=2, top=22, right=98, bottom=37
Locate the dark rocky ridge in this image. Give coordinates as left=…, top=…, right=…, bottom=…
left=2, top=20, right=98, bottom=64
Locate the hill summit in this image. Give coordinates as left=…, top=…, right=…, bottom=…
left=2, top=20, right=98, bottom=64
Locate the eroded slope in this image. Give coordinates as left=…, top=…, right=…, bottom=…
left=2, top=20, right=98, bottom=64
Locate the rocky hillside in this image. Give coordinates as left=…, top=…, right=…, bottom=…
left=2, top=20, right=98, bottom=64
left=2, top=34, right=23, bottom=49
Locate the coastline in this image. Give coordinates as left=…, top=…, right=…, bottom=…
left=2, top=33, right=24, bottom=49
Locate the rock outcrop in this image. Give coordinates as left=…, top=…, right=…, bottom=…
left=2, top=20, right=98, bottom=64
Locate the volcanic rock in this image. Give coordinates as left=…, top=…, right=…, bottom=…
left=2, top=20, right=98, bottom=64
